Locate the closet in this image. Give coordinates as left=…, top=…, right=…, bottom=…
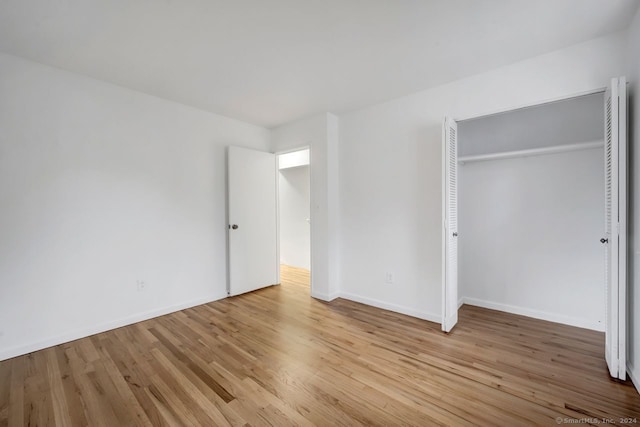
left=457, top=92, right=606, bottom=331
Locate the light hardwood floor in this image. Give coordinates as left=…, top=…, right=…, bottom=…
left=1, top=266, right=639, bottom=426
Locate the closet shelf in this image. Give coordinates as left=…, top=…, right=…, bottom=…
left=458, top=140, right=603, bottom=164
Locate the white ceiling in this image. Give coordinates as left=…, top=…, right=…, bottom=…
left=0, top=1, right=637, bottom=128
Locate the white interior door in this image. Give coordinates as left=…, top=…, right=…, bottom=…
left=228, top=146, right=278, bottom=296
left=442, top=117, right=459, bottom=332
left=603, top=77, right=627, bottom=380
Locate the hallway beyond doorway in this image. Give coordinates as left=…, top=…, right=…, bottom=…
left=280, top=264, right=310, bottom=288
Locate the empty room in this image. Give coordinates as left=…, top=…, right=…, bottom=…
left=1, top=0, right=640, bottom=425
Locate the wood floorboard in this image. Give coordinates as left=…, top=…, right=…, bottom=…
left=1, top=264, right=639, bottom=426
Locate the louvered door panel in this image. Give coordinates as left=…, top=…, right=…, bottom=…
left=603, top=77, right=626, bottom=381
left=604, top=87, right=616, bottom=377
left=442, top=117, right=458, bottom=332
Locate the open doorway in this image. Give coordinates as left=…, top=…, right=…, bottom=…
left=227, top=145, right=314, bottom=297
left=277, top=148, right=311, bottom=291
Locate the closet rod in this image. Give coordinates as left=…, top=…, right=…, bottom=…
left=458, top=140, right=603, bottom=164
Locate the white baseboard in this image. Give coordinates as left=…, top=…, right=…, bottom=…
left=337, top=291, right=440, bottom=323
left=311, top=290, right=340, bottom=302
left=0, top=293, right=227, bottom=362
left=462, top=297, right=604, bottom=332
left=627, top=363, right=640, bottom=395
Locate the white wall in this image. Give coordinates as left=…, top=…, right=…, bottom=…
left=338, top=32, right=626, bottom=322
left=279, top=149, right=309, bottom=169
left=626, top=6, right=640, bottom=390
left=279, top=165, right=311, bottom=269
left=270, top=113, right=340, bottom=300
left=459, top=148, right=604, bottom=330
left=0, top=53, right=270, bottom=361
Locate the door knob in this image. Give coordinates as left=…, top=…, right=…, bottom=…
left=600, top=237, right=608, bottom=244
left=231, top=224, right=239, bottom=230
left=453, top=232, right=458, bottom=237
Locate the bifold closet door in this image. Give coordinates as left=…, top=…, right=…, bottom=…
left=442, top=117, right=459, bottom=333
left=603, top=77, right=627, bottom=381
